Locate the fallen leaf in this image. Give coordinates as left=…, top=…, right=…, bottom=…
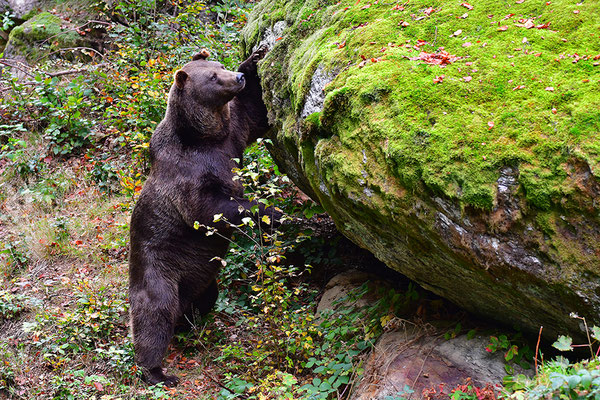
left=536, top=22, right=551, bottom=29
left=488, top=121, right=494, bottom=129
left=545, top=87, right=554, bottom=91
left=433, top=75, right=444, bottom=83
left=573, top=10, right=580, bottom=14
left=461, top=2, right=474, bottom=10
left=498, top=25, right=508, bottom=31
left=452, top=29, right=463, bottom=37
left=409, top=49, right=461, bottom=66
left=462, top=42, right=472, bottom=47
left=459, top=13, right=468, bottom=19
left=552, top=108, right=557, bottom=114
left=515, top=19, right=535, bottom=28
left=93, top=382, right=104, bottom=392
left=424, top=7, right=435, bottom=15
left=516, top=0, right=524, bottom=3
left=463, top=76, right=472, bottom=82
left=513, top=85, right=526, bottom=90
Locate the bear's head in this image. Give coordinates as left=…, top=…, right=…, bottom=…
left=173, top=49, right=245, bottom=108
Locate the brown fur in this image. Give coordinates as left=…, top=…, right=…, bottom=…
left=128, top=47, right=273, bottom=386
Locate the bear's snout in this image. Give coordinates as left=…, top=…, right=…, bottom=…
left=236, top=73, right=245, bottom=83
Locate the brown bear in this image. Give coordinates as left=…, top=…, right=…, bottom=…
left=128, top=46, right=276, bottom=386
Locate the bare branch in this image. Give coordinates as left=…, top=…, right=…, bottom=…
left=35, top=47, right=105, bottom=63
left=0, top=59, right=34, bottom=78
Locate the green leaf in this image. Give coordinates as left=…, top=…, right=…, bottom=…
left=580, top=372, right=592, bottom=389
left=552, top=335, right=573, bottom=352
left=567, top=375, right=581, bottom=389
left=591, top=326, right=600, bottom=342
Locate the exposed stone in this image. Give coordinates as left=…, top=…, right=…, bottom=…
left=351, top=331, right=507, bottom=400
left=301, top=65, right=335, bottom=118
left=316, top=269, right=388, bottom=315
left=7, top=0, right=41, bottom=19
left=253, top=20, right=287, bottom=53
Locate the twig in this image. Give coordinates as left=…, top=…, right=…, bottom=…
left=35, top=47, right=105, bottom=63
left=204, top=370, right=250, bottom=399
left=0, top=60, right=34, bottom=78
left=583, top=317, right=595, bottom=359
left=46, top=64, right=107, bottom=77
left=408, top=344, right=436, bottom=400
left=40, top=19, right=111, bottom=47
left=534, top=326, right=542, bottom=375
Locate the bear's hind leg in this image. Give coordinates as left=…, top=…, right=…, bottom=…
left=175, top=278, right=219, bottom=331
left=130, top=279, right=180, bottom=387
left=193, top=278, right=219, bottom=317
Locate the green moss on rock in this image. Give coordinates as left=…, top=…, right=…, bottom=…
left=244, top=0, right=600, bottom=211
left=5, top=12, right=84, bottom=62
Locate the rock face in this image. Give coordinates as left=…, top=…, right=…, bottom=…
left=242, top=0, right=600, bottom=341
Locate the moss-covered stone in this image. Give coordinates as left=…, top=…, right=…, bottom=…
left=4, top=11, right=84, bottom=62
left=244, top=0, right=600, bottom=340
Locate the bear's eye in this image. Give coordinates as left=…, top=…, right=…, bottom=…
left=210, top=73, right=217, bottom=81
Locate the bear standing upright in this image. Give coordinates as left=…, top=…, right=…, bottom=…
left=128, top=47, right=273, bottom=386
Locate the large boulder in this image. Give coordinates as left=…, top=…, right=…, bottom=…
left=242, top=0, right=600, bottom=340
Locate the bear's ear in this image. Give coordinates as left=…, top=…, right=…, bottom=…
left=174, top=70, right=188, bottom=89
left=192, top=48, right=210, bottom=61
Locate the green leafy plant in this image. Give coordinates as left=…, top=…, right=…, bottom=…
left=0, top=291, right=37, bottom=320
left=486, top=333, right=533, bottom=373
left=24, top=281, right=130, bottom=371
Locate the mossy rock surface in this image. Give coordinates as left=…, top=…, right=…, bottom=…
left=4, top=11, right=84, bottom=62
left=243, top=0, right=600, bottom=340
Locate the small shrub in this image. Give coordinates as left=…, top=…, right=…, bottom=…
left=0, top=291, right=37, bottom=321
left=24, top=281, right=130, bottom=370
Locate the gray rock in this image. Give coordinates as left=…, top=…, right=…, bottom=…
left=352, top=331, right=507, bottom=400
left=301, top=65, right=335, bottom=118
left=8, top=0, right=41, bottom=19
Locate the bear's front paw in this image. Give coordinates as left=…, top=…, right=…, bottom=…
left=239, top=45, right=269, bottom=74
left=144, top=367, right=180, bottom=387
left=251, top=45, right=269, bottom=64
